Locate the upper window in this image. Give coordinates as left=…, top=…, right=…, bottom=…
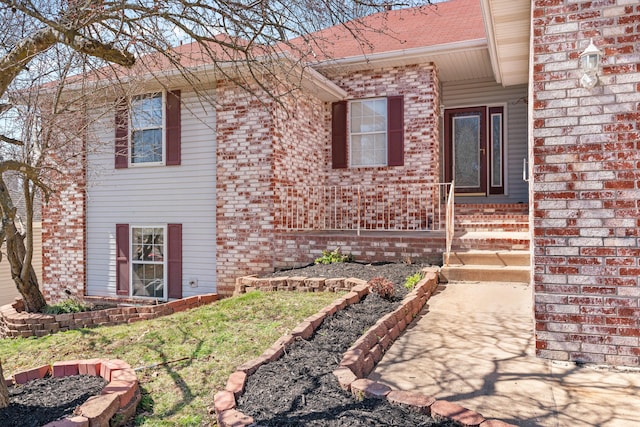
left=131, top=94, right=163, bottom=165
left=115, top=90, right=181, bottom=169
left=349, top=98, right=388, bottom=167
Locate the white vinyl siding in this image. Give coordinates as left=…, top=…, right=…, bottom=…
left=442, top=79, right=529, bottom=204
left=86, top=89, right=216, bottom=297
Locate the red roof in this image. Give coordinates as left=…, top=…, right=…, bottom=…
left=53, top=0, right=484, bottom=88
left=289, top=0, right=485, bottom=62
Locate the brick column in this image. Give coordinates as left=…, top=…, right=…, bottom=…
left=41, top=142, right=87, bottom=303
left=532, top=0, right=640, bottom=366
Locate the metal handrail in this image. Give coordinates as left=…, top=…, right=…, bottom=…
left=444, top=181, right=455, bottom=266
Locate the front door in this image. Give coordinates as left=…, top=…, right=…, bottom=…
left=444, top=107, right=487, bottom=195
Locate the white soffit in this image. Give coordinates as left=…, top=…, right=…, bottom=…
left=481, top=0, right=530, bottom=86
left=314, top=39, right=495, bottom=83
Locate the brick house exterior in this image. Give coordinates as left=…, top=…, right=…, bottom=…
left=530, top=0, right=640, bottom=366
left=40, top=0, right=639, bottom=367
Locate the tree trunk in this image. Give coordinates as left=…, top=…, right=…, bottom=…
left=5, top=222, right=46, bottom=313
left=0, top=178, right=47, bottom=313
left=0, top=360, right=9, bottom=408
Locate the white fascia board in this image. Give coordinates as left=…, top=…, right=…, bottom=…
left=58, top=53, right=347, bottom=103
left=299, top=66, right=347, bottom=101
left=480, top=0, right=502, bottom=85
left=311, top=38, right=488, bottom=72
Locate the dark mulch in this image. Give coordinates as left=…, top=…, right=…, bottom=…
left=238, top=262, right=458, bottom=426
left=0, top=374, right=107, bottom=427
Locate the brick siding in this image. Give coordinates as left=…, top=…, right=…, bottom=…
left=214, top=80, right=280, bottom=295
left=532, top=0, right=640, bottom=366
left=216, top=64, right=441, bottom=295
left=324, top=64, right=441, bottom=188
left=41, top=138, right=86, bottom=303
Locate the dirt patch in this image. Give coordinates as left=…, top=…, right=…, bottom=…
left=238, top=262, right=456, bottom=426
left=0, top=374, right=107, bottom=427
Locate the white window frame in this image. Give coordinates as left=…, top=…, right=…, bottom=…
left=349, top=98, right=388, bottom=167
left=129, top=92, right=166, bottom=167
left=130, top=225, right=167, bottom=300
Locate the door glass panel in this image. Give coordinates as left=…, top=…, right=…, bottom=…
left=491, top=113, right=503, bottom=187
left=453, top=115, right=480, bottom=188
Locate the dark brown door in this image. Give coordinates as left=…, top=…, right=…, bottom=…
left=444, top=107, right=487, bottom=195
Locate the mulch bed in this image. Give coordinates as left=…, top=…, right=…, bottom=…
left=0, top=262, right=450, bottom=426
left=0, top=375, right=107, bottom=427
left=238, top=262, right=458, bottom=426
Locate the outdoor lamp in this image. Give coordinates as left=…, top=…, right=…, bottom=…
left=579, top=39, right=602, bottom=89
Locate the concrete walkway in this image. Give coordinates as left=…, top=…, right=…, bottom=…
left=369, top=281, right=640, bottom=427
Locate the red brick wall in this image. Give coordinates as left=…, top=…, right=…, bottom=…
left=274, top=232, right=444, bottom=269
left=216, top=64, right=442, bottom=293
left=324, top=64, right=441, bottom=188
left=214, top=81, right=278, bottom=295
left=41, top=140, right=86, bottom=303
left=215, top=81, right=329, bottom=294
left=532, top=0, right=640, bottom=366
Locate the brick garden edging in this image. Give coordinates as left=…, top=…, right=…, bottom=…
left=216, top=268, right=517, bottom=427
left=0, top=294, right=218, bottom=338
left=5, top=358, right=139, bottom=427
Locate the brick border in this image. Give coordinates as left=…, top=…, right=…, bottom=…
left=5, top=359, right=139, bottom=427
left=0, top=294, right=218, bottom=338
left=234, top=274, right=367, bottom=295
left=216, top=268, right=517, bottom=427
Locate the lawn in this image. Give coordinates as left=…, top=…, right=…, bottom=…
left=0, top=291, right=342, bottom=426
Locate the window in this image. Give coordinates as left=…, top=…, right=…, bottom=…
left=115, top=90, right=181, bottom=168
left=331, top=96, right=404, bottom=169
left=116, top=223, right=182, bottom=300
left=350, top=98, right=387, bottom=167
left=131, top=226, right=165, bottom=298
left=131, top=94, right=163, bottom=164
left=489, top=106, right=504, bottom=194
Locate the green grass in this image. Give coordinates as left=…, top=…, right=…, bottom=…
left=0, top=291, right=342, bottom=426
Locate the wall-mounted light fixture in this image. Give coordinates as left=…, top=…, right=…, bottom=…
left=579, top=39, right=602, bottom=89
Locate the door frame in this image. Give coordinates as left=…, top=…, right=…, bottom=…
left=444, top=106, right=487, bottom=195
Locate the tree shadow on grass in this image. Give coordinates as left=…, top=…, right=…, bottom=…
left=133, top=325, right=205, bottom=420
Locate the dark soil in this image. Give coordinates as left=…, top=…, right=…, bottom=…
left=0, top=374, right=107, bottom=427
left=238, top=262, right=457, bottom=426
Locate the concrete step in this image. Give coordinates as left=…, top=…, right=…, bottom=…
left=453, top=203, right=529, bottom=216
left=450, top=231, right=530, bottom=251
left=455, top=215, right=530, bottom=232
left=445, top=250, right=530, bottom=266
left=455, top=214, right=529, bottom=223
left=456, top=223, right=529, bottom=232
left=439, top=265, right=531, bottom=283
